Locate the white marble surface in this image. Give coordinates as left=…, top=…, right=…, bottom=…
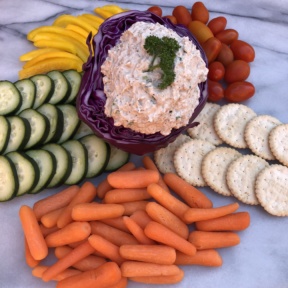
left=0, top=1, right=288, bottom=288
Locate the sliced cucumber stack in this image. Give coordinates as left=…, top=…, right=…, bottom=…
left=73, top=121, right=93, bottom=140
left=105, top=144, right=130, bottom=171
left=0, top=116, right=11, bottom=154
left=0, top=81, right=22, bottom=115
left=62, top=70, right=82, bottom=103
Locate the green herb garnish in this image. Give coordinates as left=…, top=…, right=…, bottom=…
left=144, top=35, right=180, bottom=90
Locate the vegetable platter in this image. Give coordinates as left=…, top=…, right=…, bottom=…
left=0, top=0, right=288, bottom=288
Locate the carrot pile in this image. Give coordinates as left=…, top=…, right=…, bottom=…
left=19, top=155, right=250, bottom=287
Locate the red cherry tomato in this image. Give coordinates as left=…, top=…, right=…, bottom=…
left=208, top=61, right=225, bottom=81
left=191, top=2, right=209, bottom=24
left=207, top=80, right=224, bottom=102
left=147, top=6, right=163, bottom=17
left=207, top=16, right=227, bottom=34
left=202, top=37, right=222, bottom=64
left=216, top=43, right=234, bottom=66
left=224, top=60, right=250, bottom=83
left=215, top=29, right=239, bottom=45
left=173, top=6, right=192, bottom=26
left=163, top=15, right=177, bottom=25
left=230, top=40, right=255, bottom=62
left=224, top=81, right=255, bottom=102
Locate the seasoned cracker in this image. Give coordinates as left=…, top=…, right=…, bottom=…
left=174, top=139, right=216, bottom=187
left=187, top=102, right=223, bottom=146
left=244, top=115, right=281, bottom=160
left=154, top=134, right=191, bottom=174
left=255, top=164, right=288, bottom=216
left=226, top=155, right=269, bottom=205
left=268, top=124, right=288, bottom=167
left=214, top=103, right=257, bottom=148
left=201, top=147, right=241, bottom=196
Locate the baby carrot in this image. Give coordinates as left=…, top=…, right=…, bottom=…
left=42, top=240, right=95, bottom=282
left=32, top=265, right=81, bottom=280
left=90, top=221, right=139, bottom=246
left=122, top=201, right=149, bottom=215
left=164, top=173, right=213, bottom=208
left=130, top=210, right=152, bottom=229
left=100, top=217, right=130, bottom=232
left=24, top=238, right=40, bottom=268
left=45, top=221, right=91, bottom=247
left=19, top=205, right=48, bottom=261
left=72, top=203, right=125, bottom=221
left=97, top=162, right=136, bottom=199
left=145, top=201, right=189, bottom=239
left=144, top=221, right=196, bottom=256
left=57, top=181, right=97, bottom=228
left=130, top=269, right=184, bottom=284
left=147, top=183, right=189, bottom=220
left=32, top=265, right=48, bottom=278
left=108, top=277, right=128, bottom=288
left=56, top=262, right=122, bottom=288
left=40, top=207, right=64, bottom=228
left=175, top=249, right=223, bottom=266
left=119, top=244, right=176, bottom=265
left=123, top=216, right=155, bottom=245
left=33, top=185, right=79, bottom=220
left=104, top=188, right=151, bottom=204
left=88, top=234, right=125, bottom=265
left=195, top=211, right=251, bottom=231
left=120, top=261, right=181, bottom=277
left=183, top=202, right=240, bottom=223
left=107, top=169, right=159, bottom=189
left=188, top=231, right=240, bottom=250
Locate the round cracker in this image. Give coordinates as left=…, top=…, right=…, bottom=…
left=227, top=155, right=269, bottom=205
left=268, top=124, right=288, bottom=167
left=154, top=134, right=191, bottom=174
left=174, top=139, right=216, bottom=187
left=187, top=102, right=223, bottom=146
left=214, top=103, right=257, bottom=148
left=255, top=164, right=288, bottom=216
left=244, top=115, right=281, bottom=160
left=202, top=147, right=242, bottom=196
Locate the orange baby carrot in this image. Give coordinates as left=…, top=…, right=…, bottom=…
left=97, top=162, right=136, bottom=199
left=119, top=244, right=176, bottom=265
left=120, top=261, right=181, bottom=277
left=42, top=240, right=95, bottom=282
left=107, top=169, right=159, bottom=189
left=40, top=207, right=64, bottom=228
left=88, top=234, right=125, bottom=265
left=130, top=269, right=184, bottom=284
left=72, top=203, right=125, bottom=221
left=19, top=205, right=48, bottom=261
left=144, top=221, right=196, bottom=256
left=195, top=211, right=251, bottom=231
left=56, top=262, right=122, bottom=288
left=33, top=185, right=79, bottom=220
left=188, top=231, right=240, bottom=250
left=122, top=201, right=149, bottom=215
left=45, top=221, right=91, bottom=247
left=104, top=188, right=151, bottom=204
left=100, top=217, right=130, bottom=232
left=107, top=277, right=128, bottom=288
left=175, top=249, right=223, bottom=266
left=146, top=183, right=189, bottom=220
left=90, top=221, right=139, bottom=246
left=183, top=202, right=240, bottom=223
left=123, top=216, right=155, bottom=245
left=130, top=210, right=152, bottom=229
left=164, top=173, right=213, bottom=208
left=24, top=237, right=40, bottom=268
left=57, top=181, right=97, bottom=228
left=32, top=265, right=48, bottom=278
left=145, top=201, right=189, bottom=239
left=39, top=224, right=59, bottom=237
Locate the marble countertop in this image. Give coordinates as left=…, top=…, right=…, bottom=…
left=0, top=1, right=288, bottom=288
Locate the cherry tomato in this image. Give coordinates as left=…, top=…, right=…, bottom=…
left=191, top=2, right=209, bottom=24
left=224, top=60, right=250, bottom=83
left=215, top=29, right=239, bottom=45
left=224, top=81, right=255, bottom=102
left=207, top=16, right=227, bottom=34
left=188, top=20, right=214, bottom=44
left=202, top=37, right=222, bottom=63
left=216, top=43, right=234, bottom=66
left=163, top=15, right=177, bottom=25
left=230, top=40, right=255, bottom=62
left=207, top=80, right=224, bottom=102
left=208, top=61, right=225, bottom=81
left=172, top=6, right=192, bottom=26
left=147, top=6, right=163, bottom=17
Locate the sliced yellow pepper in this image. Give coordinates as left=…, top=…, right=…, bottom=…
left=19, top=48, right=61, bottom=62
left=33, top=40, right=77, bottom=55
left=93, top=8, right=114, bottom=20
left=77, top=15, right=101, bottom=30
left=99, top=5, right=125, bottom=14
left=66, top=24, right=89, bottom=39
left=81, top=13, right=104, bottom=24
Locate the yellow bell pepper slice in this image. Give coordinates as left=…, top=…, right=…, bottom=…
left=77, top=15, right=101, bottom=30
left=19, top=48, right=61, bottom=62
left=93, top=8, right=114, bottom=19
left=99, top=5, right=125, bottom=14
left=81, top=13, right=104, bottom=24
left=66, top=24, right=89, bottom=39
left=33, top=40, right=77, bottom=55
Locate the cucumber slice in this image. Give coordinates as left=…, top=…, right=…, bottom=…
left=80, top=134, right=110, bottom=178
left=14, top=79, right=36, bottom=114
left=62, top=70, right=82, bottom=103
left=37, top=103, right=64, bottom=144
left=25, top=149, right=56, bottom=194
left=62, top=140, right=88, bottom=185
left=3, top=116, right=31, bottom=154
left=42, top=143, right=73, bottom=188
left=57, top=104, right=80, bottom=144
left=105, top=144, right=130, bottom=171
left=73, top=121, right=93, bottom=140
left=0, top=81, right=22, bottom=115
left=0, top=156, right=18, bottom=201
left=0, top=116, right=11, bottom=154
left=30, top=74, right=54, bottom=109
left=19, top=108, right=50, bottom=149
left=47, top=70, right=71, bottom=104
left=6, top=151, right=39, bottom=197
